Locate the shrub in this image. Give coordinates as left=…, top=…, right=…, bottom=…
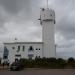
left=19, top=57, right=75, bottom=69
left=56, top=58, right=66, bottom=69
left=67, top=57, right=75, bottom=68
left=68, top=57, right=75, bottom=63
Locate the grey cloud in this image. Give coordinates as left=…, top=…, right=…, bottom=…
left=0, top=0, right=20, bottom=14
left=0, top=0, right=37, bottom=35
left=54, top=0, right=75, bottom=40
left=0, top=0, right=31, bottom=14
left=57, top=14, right=75, bottom=40
left=0, top=0, right=75, bottom=43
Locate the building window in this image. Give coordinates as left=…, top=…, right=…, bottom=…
left=36, top=48, right=40, bottom=50
left=3, top=47, right=9, bottom=59
left=28, top=46, right=34, bottom=51
left=3, top=56, right=8, bottom=59
left=42, top=8, right=45, bottom=11
left=51, top=14, right=52, bottom=16
left=23, top=46, right=25, bottom=51
left=12, top=47, right=15, bottom=49
left=17, top=46, right=20, bottom=52
left=18, top=46, right=20, bottom=50
left=36, top=48, right=38, bottom=50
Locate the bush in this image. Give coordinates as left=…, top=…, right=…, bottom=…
left=19, top=57, right=75, bottom=69
left=67, top=57, right=75, bottom=68
left=56, top=58, right=66, bottom=69
left=68, top=57, right=75, bottom=63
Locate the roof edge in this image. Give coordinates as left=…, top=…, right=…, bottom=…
left=4, top=42, right=43, bottom=44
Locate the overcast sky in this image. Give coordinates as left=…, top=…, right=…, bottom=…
left=0, top=0, right=75, bottom=58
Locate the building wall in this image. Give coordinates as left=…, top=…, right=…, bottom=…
left=40, top=8, right=56, bottom=58
left=4, top=42, right=43, bottom=64
left=42, top=21, right=55, bottom=57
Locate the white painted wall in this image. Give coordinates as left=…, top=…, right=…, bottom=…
left=42, top=21, right=55, bottom=57
left=41, top=8, right=56, bottom=58
left=4, top=42, right=43, bottom=64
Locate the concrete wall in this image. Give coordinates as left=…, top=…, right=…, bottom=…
left=4, top=42, right=43, bottom=64
left=40, top=8, right=56, bottom=58
left=42, top=21, right=55, bottom=57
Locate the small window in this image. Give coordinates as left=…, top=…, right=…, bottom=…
left=12, top=47, right=15, bottom=49
left=42, top=8, right=45, bottom=11
left=36, top=48, right=38, bottom=50
left=3, top=56, right=7, bottom=59
left=29, top=46, right=34, bottom=51
left=18, top=46, right=20, bottom=50
left=17, top=46, right=20, bottom=52
left=23, top=46, right=25, bottom=51
left=36, top=48, right=40, bottom=50
left=51, top=14, right=52, bottom=16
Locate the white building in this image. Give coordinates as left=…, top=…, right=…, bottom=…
left=3, top=8, right=56, bottom=64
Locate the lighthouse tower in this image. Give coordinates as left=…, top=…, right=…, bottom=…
left=40, top=8, right=56, bottom=58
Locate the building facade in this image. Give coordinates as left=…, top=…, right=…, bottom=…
left=4, top=42, right=43, bottom=63
left=3, top=8, right=56, bottom=64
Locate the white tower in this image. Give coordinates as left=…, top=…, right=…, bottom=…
left=40, top=8, right=56, bottom=58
